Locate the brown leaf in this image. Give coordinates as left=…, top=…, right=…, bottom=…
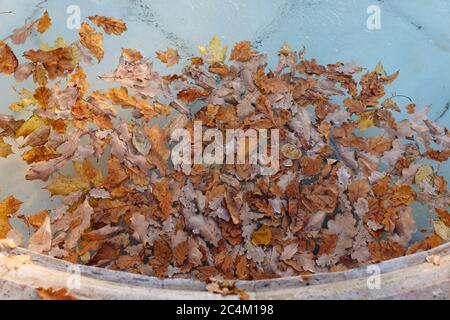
left=88, top=15, right=127, bottom=36
left=121, top=48, right=143, bottom=61
left=79, top=22, right=104, bottom=62
left=177, top=88, right=209, bottom=103
left=230, top=41, right=256, bottom=62
left=11, top=23, right=35, bottom=45
left=24, top=48, right=75, bottom=79
left=0, top=41, right=18, bottom=74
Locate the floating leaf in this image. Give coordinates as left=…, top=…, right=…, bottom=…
left=37, top=11, right=52, bottom=34
left=433, top=219, right=449, bottom=241
left=251, top=225, right=272, bottom=246
left=156, top=48, right=179, bottom=67
left=0, top=196, right=23, bottom=239
left=0, top=138, right=13, bottom=158
left=79, top=22, right=104, bottom=62
left=230, top=41, right=255, bottom=62
left=22, top=146, right=60, bottom=164
left=415, top=165, right=434, bottom=186
left=88, top=15, right=127, bottom=36
left=198, top=36, right=228, bottom=64
left=36, top=288, right=77, bottom=300
left=15, top=116, right=46, bottom=138
left=0, top=41, right=18, bottom=74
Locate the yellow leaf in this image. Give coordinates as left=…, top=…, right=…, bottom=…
left=9, top=88, right=37, bottom=112
left=40, top=37, right=68, bottom=51
left=415, top=165, right=435, bottom=186
left=0, top=138, right=13, bottom=158
left=45, top=174, right=90, bottom=196
left=37, top=11, right=52, bottom=34
left=434, top=219, right=449, bottom=241
left=15, top=116, right=46, bottom=138
left=357, top=110, right=376, bottom=131
left=198, top=36, right=228, bottom=64
left=251, top=225, right=272, bottom=246
left=45, top=161, right=102, bottom=196
left=0, top=196, right=23, bottom=238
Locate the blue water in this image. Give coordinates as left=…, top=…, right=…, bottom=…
left=0, top=0, right=449, bottom=236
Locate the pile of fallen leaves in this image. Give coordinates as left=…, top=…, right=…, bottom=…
left=0, top=12, right=449, bottom=281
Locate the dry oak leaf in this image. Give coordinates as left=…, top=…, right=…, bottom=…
left=230, top=41, right=256, bottom=62
left=0, top=196, right=23, bottom=239
left=33, top=86, right=52, bottom=109
left=24, top=48, right=75, bottom=79
left=121, top=48, right=143, bottom=61
left=156, top=48, right=180, bottom=67
left=177, top=88, right=210, bottom=103
left=37, top=11, right=52, bottom=34
left=88, top=15, right=127, bottom=36
left=153, top=179, right=172, bottom=220
left=368, top=240, right=406, bottom=263
left=33, top=64, right=49, bottom=87
left=391, top=185, right=415, bottom=207
left=348, top=179, right=371, bottom=203
left=0, top=41, right=18, bottom=74
left=79, top=22, right=104, bottom=62
left=300, top=156, right=323, bottom=177
left=36, top=288, right=77, bottom=300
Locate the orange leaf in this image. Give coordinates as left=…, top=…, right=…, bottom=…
left=36, top=288, right=77, bottom=300
left=0, top=41, right=18, bottom=74
left=37, top=11, right=52, bottom=34
left=79, top=22, right=104, bottom=62
left=156, top=48, right=179, bottom=67
left=88, top=15, right=127, bottom=36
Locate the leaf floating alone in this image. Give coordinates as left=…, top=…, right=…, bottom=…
left=36, top=288, right=77, bottom=300
left=37, top=11, right=52, bottom=34
left=88, top=15, right=127, bottom=36
left=0, top=41, right=18, bottom=75
left=79, top=22, right=104, bottom=62
left=156, top=48, right=179, bottom=67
